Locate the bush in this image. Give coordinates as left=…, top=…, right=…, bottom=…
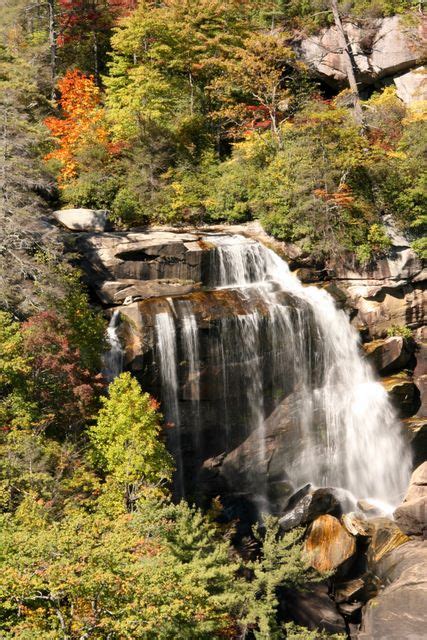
left=386, top=324, right=413, bottom=339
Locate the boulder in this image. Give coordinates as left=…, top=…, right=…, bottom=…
left=296, top=16, right=425, bottom=88
left=403, top=417, right=427, bottom=467
left=358, top=540, right=427, bottom=640
left=342, top=512, right=370, bottom=537
left=381, top=374, right=420, bottom=418
left=366, top=517, right=409, bottom=566
left=395, top=66, right=427, bottom=105
left=363, top=336, right=413, bottom=375
left=278, top=486, right=341, bottom=531
left=304, top=515, right=357, bottom=573
left=54, top=208, right=108, bottom=232
left=394, top=462, right=427, bottom=536
left=280, top=583, right=347, bottom=634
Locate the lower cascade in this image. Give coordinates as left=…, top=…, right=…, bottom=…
left=112, top=234, right=411, bottom=513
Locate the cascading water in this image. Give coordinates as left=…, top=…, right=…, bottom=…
left=155, top=308, right=185, bottom=496
left=152, top=233, right=411, bottom=509
left=177, top=300, right=201, bottom=448
left=103, top=310, right=124, bottom=383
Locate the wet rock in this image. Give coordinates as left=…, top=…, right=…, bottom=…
left=280, top=583, right=347, bottom=635
left=54, top=208, right=109, bottom=232
left=363, top=336, right=413, bottom=376
left=381, top=374, right=420, bottom=418
left=394, top=462, right=427, bottom=537
left=356, top=500, right=388, bottom=518
left=395, top=66, right=427, bottom=105
left=296, top=16, right=425, bottom=89
left=342, top=512, right=370, bottom=537
left=278, top=486, right=341, bottom=531
left=404, top=417, right=427, bottom=467
left=304, top=515, right=357, bottom=573
left=366, top=517, right=409, bottom=567
left=358, top=540, right=427, bottom=640
left=413, top=341, right=427, bottom=419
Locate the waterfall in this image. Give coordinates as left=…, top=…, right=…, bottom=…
left=178, top=300, right=201, bottom=448
left=155, top=309, right=185, bottom=496
left=150, top=233, right=411, bottom=509
left=206, top=234, right=411, bottom=506
left=103, top=310, right=124, bottom=383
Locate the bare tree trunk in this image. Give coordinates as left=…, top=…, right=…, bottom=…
left=330, top=0, right=363, bottom=124
left=47, top=0, right=57, bottom=100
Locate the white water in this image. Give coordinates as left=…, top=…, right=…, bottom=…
left=103, top=310, right=124, bottom=383
left=155, top=310, right=185, bottom=496
left=206, top=234, right=411, bottom=507
left=151, top=233, right=411, bottom=508
left=178, top=300, right=201, bottom=449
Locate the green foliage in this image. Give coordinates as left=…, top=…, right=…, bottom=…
left=0, top=493, right=242, bottom=639
left=240, top=516, right=320, bottom=639
left=55, top=269, right=106, bottom=372
left=386, top=324, right=413, bottom=338
left=89, top=373, right=173, bottom=499
left=284, top=621, right=346, bottom=638
left=0, top=312, right=38, bottom=430
left=0, top=428, right=100, bottom=516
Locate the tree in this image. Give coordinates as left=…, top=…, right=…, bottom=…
left=329, top=0, right=363, bottom=123
left=0, top=494, right=243, bottom=638
left=89, top=372, right=173, bottom=507
left=210, top=32, right=308, bottom=143
left=44, top=69, right=111, bottom=185
left=240, top=517, right=320, bottom=639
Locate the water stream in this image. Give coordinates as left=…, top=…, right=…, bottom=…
left=127, top=234, right=412, bottom=509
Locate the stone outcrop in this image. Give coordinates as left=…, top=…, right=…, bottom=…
left=363, top=336, right=413, bottom=375
left=98, top=279, right=199, bottom=305
left=304, top=514, right=356, bottom=573
left=358, top=540, right=427, bottom=639
left=365, top=517, right=409, bottom=566
left=325, top=218, right=425, bottom=344
left=278, top=486, right=341, bottom=531
left=54, top=208, right=109, bottom=232
left=382, top=374, right=420, bottom=418
left=76, top=230, right=211, bottom=297
left=296, top=15, right=426, bottom=89
left=404, top=417, right=427, bottom=467
left=395, top=66, right=427, bottom=105
left=394, top=462, right=427, bottom=536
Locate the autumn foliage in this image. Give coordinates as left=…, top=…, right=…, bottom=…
left=22, top=311, right=104, bottom=432
left=44, top=70, right=109, bottom=184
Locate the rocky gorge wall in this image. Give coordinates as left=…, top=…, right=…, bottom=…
left=53, top=207, right=427, bottom=640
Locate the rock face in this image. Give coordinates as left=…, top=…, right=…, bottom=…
left=366, top=517, right=409, bottom=566
left=304, top=515, right=357, bottom=573
left=278, top=486, right=341, bottom=531
left=280, top=583, right=347, bottom=635
left=395, top=66, right=427, bottom=105
left=296, top=15, right=426, bottom=88
left=382, top=374, right=420, bottom=418
left=326, top=215, right=425, bottom=340
left=364, top=336, right=413, bottom=375
left=394, top=462, right=427, bottom=536
left=54, top=208, right=109, bottom=232
left=358, top=540, right=427, bottom=639
left=404, top=417, right=427, bottom=467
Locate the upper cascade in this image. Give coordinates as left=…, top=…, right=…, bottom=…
left=106, top=233, right=411, bottom=512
